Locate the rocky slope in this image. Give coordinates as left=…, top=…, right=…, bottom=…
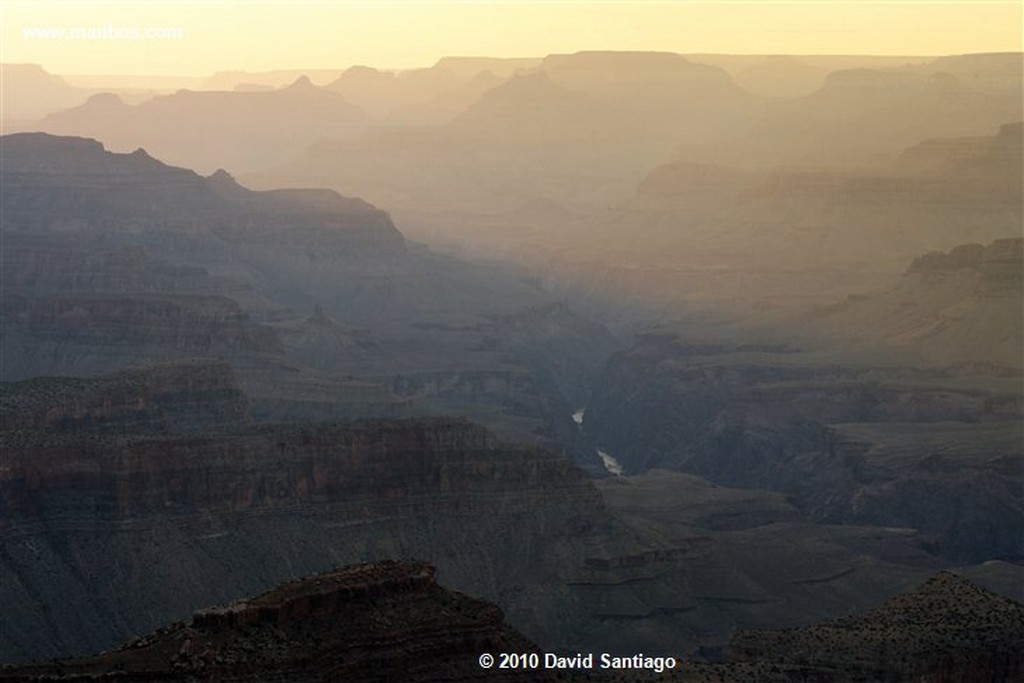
left=727, top=571, right=1024, bottom=681
left=325, top=61, right=512, bottom=125
left=0, top=560, right=552, bottom=682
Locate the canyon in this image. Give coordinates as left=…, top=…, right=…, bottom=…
left=1, top=132, right=615, bottom=452
left=3, top=363, right=976, bottom=662
left=1, top=45, right=1021, bottom=678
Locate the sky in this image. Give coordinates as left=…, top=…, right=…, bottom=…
left=2, top=1, right=1022, bottom=76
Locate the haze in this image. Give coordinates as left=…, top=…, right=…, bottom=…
left=2, top=1, right=1021, bottom=76
left=1, top=1, right=1022, bottom=681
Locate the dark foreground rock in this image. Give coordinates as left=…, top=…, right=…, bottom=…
left=725, top=571, right=1024, bottom=682
left=5, top=565, right=1021, bottom=683
left=0, top=560, right=552, bottom=682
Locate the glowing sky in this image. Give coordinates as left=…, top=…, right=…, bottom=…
left=3, top=1, right=1021, bottom=76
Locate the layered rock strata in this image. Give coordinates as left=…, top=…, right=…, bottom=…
left=0, top=407, right=613, bottom=662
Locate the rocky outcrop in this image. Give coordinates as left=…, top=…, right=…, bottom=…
left=908, top=235, right=1022, bottom=277
left=187, top=560, right=441, bottom=630
left=0, top=560, right=552, bottom=682
left=728, top=572, right=1024, bottom=681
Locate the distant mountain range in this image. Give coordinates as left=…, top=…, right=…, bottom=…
left=699, top=53, right=1022, bottom=165
left=28, top=77, right=369, bottom=173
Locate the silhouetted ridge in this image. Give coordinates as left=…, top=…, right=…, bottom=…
left=1, top=131, right=175, bottom=175
left=82, top=91, right=125, bottom=107
left=285, top=74, right=315, bottom=90
left=1, top=132, right=404, bottom=249
left=34, top=78, right=370, bottom=173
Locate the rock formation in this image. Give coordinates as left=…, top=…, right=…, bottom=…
left=581, top=238, right=1023, bottom=565
left=0, top=560, right=552, bottom=682
left=1, top=132, right=617, bottom=445
left=0, top=64, right=90, bottom=122
left=5, top=563, right=1021, bottom=682
left=0, top=359, right=250, bottom=433
left=728, top=571, right=1024, bottom=681
left=0, top=403, right=616, bottom=661
left=807, top=237, right=1023, bottom=369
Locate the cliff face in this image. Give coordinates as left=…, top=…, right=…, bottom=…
left=0, top=360, right=250, bottom=433
left=0, top=560, right=551, bottom=682
left=0, top=418, right=596, bottom=521
left=0, top=132, right=618, bottom=447
left=0, top=133, right=405, bottom=254
left=0, top=408, right=627, bottom=663
left=0, top=134, right=400, bottom=394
